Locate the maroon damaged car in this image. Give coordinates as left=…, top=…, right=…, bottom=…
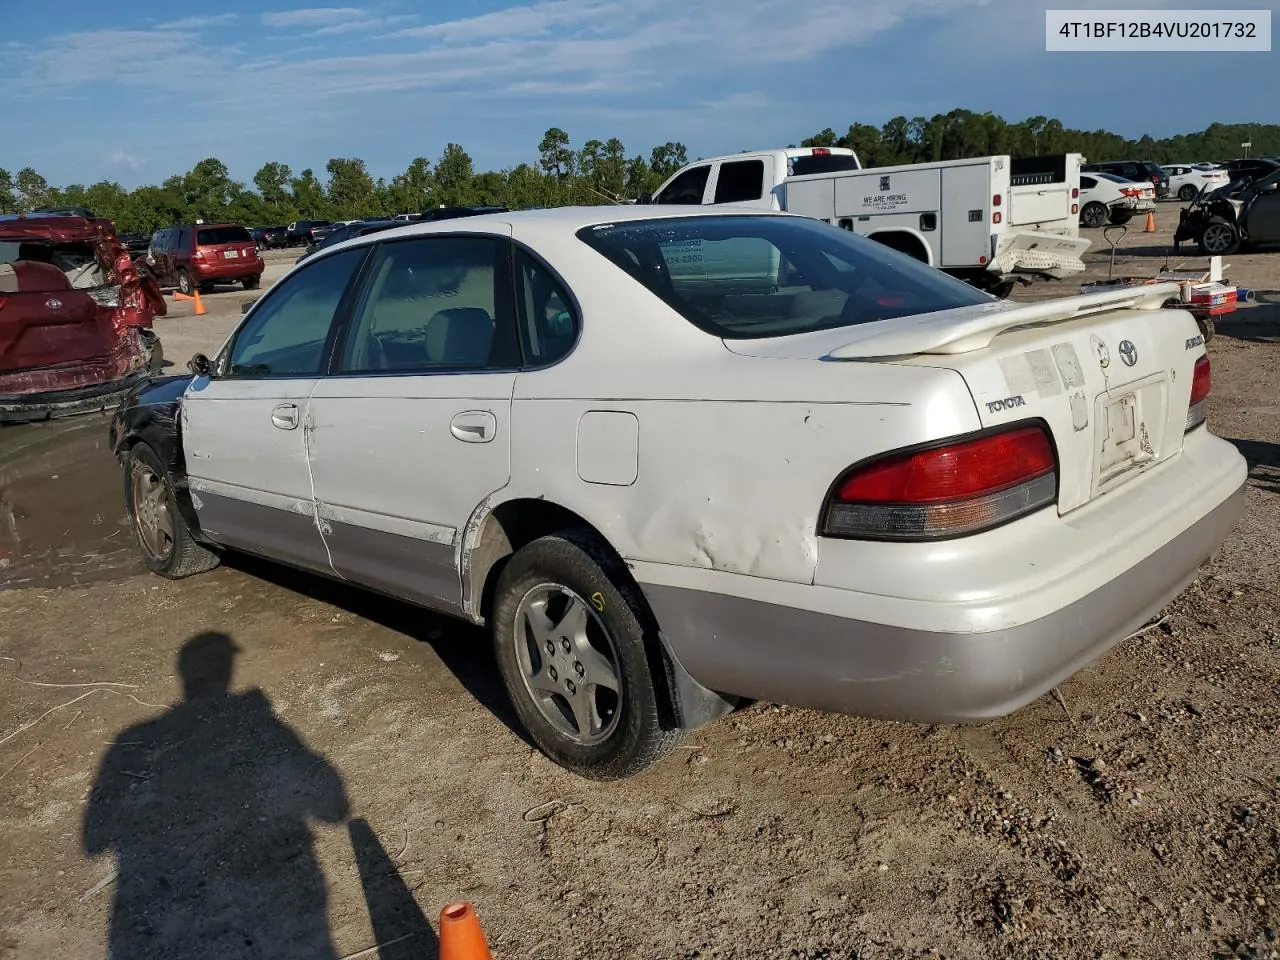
left=0, top=213, right=166, bottom=422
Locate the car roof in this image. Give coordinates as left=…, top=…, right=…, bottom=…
left=365, top=204, right=788, bottom=238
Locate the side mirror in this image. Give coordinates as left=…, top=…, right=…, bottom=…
left=188, top=353, right=211, bottom=377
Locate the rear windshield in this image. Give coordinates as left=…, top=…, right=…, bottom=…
left=788, top=154, right=858, bottom=177
left=197, top=226, right=252, bottom=246
left=576, top=215, right=991, bottom=340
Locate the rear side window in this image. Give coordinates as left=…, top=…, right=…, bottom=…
left=655, top=166, right=710, bottom=205
left=714, top=160, right=766, bottom=204
left=197, top=226, right=253, bottom=246
left=577, top=215, right=990, bottom=341
left=788, top=153, right=858, bottom=176
left=515, top=248, right=577, bottom=366
left=1080, top=176, right=1097, bottom=189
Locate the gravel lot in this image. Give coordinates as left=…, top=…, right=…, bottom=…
left=0, top=219, right=1277, bottom=960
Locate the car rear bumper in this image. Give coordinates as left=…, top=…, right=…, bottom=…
left=191, top=259, right=264, bottom=282
left=0, top=330, right=159, bottom=423
left=635, top=432, right=1246, bottom=723
left=988, top=231, right=1089, bottom=279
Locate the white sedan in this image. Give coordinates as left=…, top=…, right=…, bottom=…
left=110, top=207, right=1246, bottom=780
left=1079, top=173, right=1157, bottom=227
left=1163, top=164, right=1231, bottom=202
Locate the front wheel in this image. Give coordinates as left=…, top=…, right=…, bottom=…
left=1080, top=202, right=1108, bottom=228
left=125, top=443, right=220, bottom=579
left=492, top=531, right=682, bottom=780
left=1178, top=184, right=1199, bottom=202
left=1198, top=218, right=1240, bottom=256
left=177, top=269, right=194, bottom=296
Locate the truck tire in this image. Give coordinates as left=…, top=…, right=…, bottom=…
left=491, top=529, right=683, bottom=780
left=1080, top=202, right=1108, bottom=228
left=1198, top=218, right=1240, bottom=256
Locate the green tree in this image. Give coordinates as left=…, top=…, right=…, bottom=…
left=15, top=167, right=50, bottom=210
left=325, top=157, right=377, bottom=218
left=253, top=162, right=294, bottom=219
left=649, top=142, right=688, bottom=179
left=0, top=168, right=15, bottom=213
left=538, top=127, right=575, bottom=180
left=385, top=157, right=434, bottom=215
left=802, top=128, right=838, bottom=148
left=290, top=169, right=329, bottom=218
left=434, top=143, right=475, bottom=207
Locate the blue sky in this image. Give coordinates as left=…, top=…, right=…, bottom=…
left=1, top=0, right=1275, bottom=189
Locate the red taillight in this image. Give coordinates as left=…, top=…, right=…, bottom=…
left=192, top=249, right=206, bottom=261
left=1187, top=354, right=1211, bottom=431
left=811, top=147, right=831, bottom=156
left=1072, top=187, right=1079, bottom=198
left=992, top=211, right=1002, bottom=223
left=823, top=425, right=1058, bottom=541
left=992, top=194, right=1001, bottom=206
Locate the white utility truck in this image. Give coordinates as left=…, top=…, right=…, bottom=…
left=646, top=147, right=1090, bottom=297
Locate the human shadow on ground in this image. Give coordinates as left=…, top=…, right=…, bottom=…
left=1227, top=438, right=1280, bottom=495
left=224, top=552, right=531, bottom=749
left=83, top=632, right=438, bottom=960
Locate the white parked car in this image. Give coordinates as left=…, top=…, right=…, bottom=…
left=1162, top=164, right=1231, bottom=202
left=1079, top=172, right=1157, bottom=227
left=110, top=207, right=1246, bottom=780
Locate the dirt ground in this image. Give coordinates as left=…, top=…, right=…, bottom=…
left=0, top=217, right=1277, bottom=960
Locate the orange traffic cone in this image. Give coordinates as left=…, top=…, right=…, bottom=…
left=172, top=290, right=193, bottom=302
left=192, top=289, right=207, bottom=316
left=1144, top=211, right=1156, bottom=233
left=439, top=902, right=493, bottom=960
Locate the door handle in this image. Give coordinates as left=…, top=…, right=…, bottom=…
left=450, top=410, right=497, bottom=443
left=271, top=403, right=300, bottom=430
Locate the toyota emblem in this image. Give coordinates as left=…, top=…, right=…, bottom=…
left=1118, top=340, right=1138, bottom=367
left=45, top=298, right=62, bottom=310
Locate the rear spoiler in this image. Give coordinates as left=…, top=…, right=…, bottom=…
left=826, top=282, right=1184, bottom=359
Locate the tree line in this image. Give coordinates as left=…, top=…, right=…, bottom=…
left=1, top=115, right=1276, bottom=236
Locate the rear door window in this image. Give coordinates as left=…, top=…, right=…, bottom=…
left=655, top=166, right=711, bottom=205
left=713, top=160, right=766, bottom=203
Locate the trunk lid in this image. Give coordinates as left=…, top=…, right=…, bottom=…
left=0, top=287, right=115, bottom=372
left=725, top=283, right=1201, bottom=512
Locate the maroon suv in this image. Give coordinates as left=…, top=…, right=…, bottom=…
left=146, top=223, right=264, bottom=295
left=0, top=214, right=166, bottom=421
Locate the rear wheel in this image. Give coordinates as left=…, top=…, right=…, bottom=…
left=1080, top=202, right=1108, bottom=228
left=177, top=269, right=194, bottom=295
left=125, top=443, right=219, bottom=579
left=492, top=530, right=682, bottom=780
left=243, top=276, right=260, bottom=290
left=1178, top=184, right=1199, bottom=202
left=1198, top=218, right=1240, bottom=256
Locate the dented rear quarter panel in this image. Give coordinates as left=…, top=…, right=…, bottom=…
left=476, top=225, right=983, bottom=586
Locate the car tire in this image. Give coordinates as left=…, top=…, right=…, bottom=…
left=177, top=269, right=194, bottom=296
left=1178, top=184, right=1199, bottom=202
left=491, top=529, right=683, bottom=780
left=1198, top=218, right=1240, bottom=256
left=1197, top=316, right=1215, bottom=344
left=125, top=443, right=220, bottom=579
left=243, top=276, right=260, bottom=290
left=1108, top=211, right=1134, bottom=226
left=1080, top=202, right=1108, bottom=228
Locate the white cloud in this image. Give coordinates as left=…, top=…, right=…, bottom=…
left=260, top=7, right=365, bottom=28
left=161, top=13, right=239, bottom=30
left=105, top=149, right=142, bottom=172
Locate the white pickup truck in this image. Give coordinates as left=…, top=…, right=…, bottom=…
left=647, top=147, right=1090, bottom=297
